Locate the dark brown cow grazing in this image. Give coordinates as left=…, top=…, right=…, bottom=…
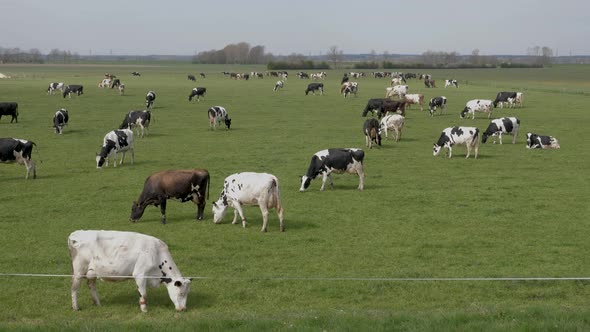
left=379, top=100, right=406, bottom=118
left=130, top=169, right=210, bottom=224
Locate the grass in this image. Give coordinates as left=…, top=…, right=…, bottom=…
left=0, top=63, right=589, bottom=331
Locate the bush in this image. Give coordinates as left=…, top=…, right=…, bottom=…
left=267, top=61, right=330, bottom=70
left=499, top=62, right=544, bottom=68
left=353, top=62, right=379, bottom=69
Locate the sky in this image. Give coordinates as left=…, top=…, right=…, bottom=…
left=1, top=0, right=589, bottom=56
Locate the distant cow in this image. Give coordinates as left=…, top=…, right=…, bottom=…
left=68, top=230, right=191, bottom=312
left=433, top=126, right=480, bottom=159
left=361, top=98, right=386, bottom=117
left=0, top=138, right=37, bottom=179
left=119, top=110, right=151, bottom=138
left=96, top=129, right=134, bottom=168
left=47, top=82, right=65, bottom=95
left=187, top=74, right=196, bottom=81
left=404, top=94, right=424, bottom=111
left=296, top=72, right=309, bottom=79
left=0, top=102, right=18, bottom=123
left=428, top=96, right=447, bottom=116
left=385, top=85, right=408, bottom=98
left=110, top=79, right=121, bottom=89
left=444, top=79, right=458, bottom=88
left=63, top=85, right=84, bottom=98
left=188, top=87, right=206, bottom=101
left=380, top=114, right=404, bottom=142
left=424, top=79, right=436, bottom=88
left=482, top=117, right=520, bottom=144
left=118, top=84, right=125, bottom=95
left=341, top=82, right=358, bottom=98
left=130, top=169, right=210, bottom=224
left=300, top=148, right=365, bottom=191
left=379, top=100, right=406, bottom=118
left=514, top=92, right=524, bottom=107
left=461, top=99, right=494, bottom=119
left=200, top=73, right=206, bottom=78
left=305, top=83, right=324, bottom=95
left=212, top=172, right=284, bottom=232
left=208, top=106, right=231, bottom=130
left=526, top=133, right=560, bottom=149
left=363, top=118, right=381, bottom=149
left=131, top=71, right=141, bottom=76
left=98, top=78, right=111, bottom=88
left=145, top=91, right=156, bottom=109
left=390, top=77, right=406, bottom=85
left=53, top=108, right=69, bottom=134
left=274, top=80, right=284, bottom=92
left=493, top=91, right=518, bottom=108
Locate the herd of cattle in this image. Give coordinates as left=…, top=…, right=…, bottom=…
left=1, top=69, right=562, bottom=313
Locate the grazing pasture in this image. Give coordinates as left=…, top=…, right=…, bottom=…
left=0, top=63, right=589, bottom=330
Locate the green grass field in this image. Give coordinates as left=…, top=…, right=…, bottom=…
left=0, top=63, right=589, bottom=331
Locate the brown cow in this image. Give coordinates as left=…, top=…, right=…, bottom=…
left=378, top=100, right=406, bottom=118
left=130, top=169, right=210, bottom=224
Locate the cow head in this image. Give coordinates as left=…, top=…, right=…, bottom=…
left=96, top=154, right=106, bottom=168
left=163, top=277, right=191, bottom=312
left=299, top=176, right=312, bottom=192
left=211, top=201, right=228, bottom=224
left=224, top=118, right=232, bottom=129
left=460, top=107, right=469, bottom=119
left=433, top=144, right=443, bottom=156
left=130, top=201, right=146, bottom=222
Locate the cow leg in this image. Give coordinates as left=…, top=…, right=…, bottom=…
left=447, top=147, right=453, bottom=158
left=134, top=278, right=149, bottom=312
left=71, top=276, right=82, bottom=310
left=160, top=200, right=167, bottom=224
left=259, top=205, right=269, bottom=232
left=465, top=144, right=471, bottom=159
left=130, top=148, right=134, bottom=164
left=120, top=151, right=126, bottom=165
left=231, top=209, right=239, bottom=225
left=232, top=203, right=247, bottom=228
left=86, top=270, right=101, bottom=306
left=498, top=133, right=503, bottom=145
left=512, top=127, right=518, bottom=144
left=320, top=173, right=328, bottom=191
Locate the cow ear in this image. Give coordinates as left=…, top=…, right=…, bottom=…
left=174, top=280, right=182, bottom=287
left=212, top=202, right=217, bottom=208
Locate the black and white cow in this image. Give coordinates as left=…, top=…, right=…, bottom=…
left=187, top=74, right=196, bottom=81
left=119, top=110, right=151, bottom=138
left=0, top=138, right=36, bottom=179
left=96, top=129, right=134, bottom=168
left=433, top=126, right=480, bottom=159
left=482, top=117, right=520, bottom=144
left=212, top=172, right=284, bottom=232
left=444, top=79, right=459, bottom=88
left=53, top=109, right=69, bottom=134
left=300, top=148, right=365, bottom=191
left=110, top=78, right=121, bottom=89
left=305, top=83, right=324, bottom=95
left=68, top=230, right=191, bottom=312
left=188, top=87, right=206, bottom=101
left=131, top=71, right=141, bottom=76
left=493, top=91, right=518, bottom=108
left=526, top=133, right=560, bottom=149
left=145, top=91, right=156, bottom=108
left=273, top=80, right=284, bottom=92
left=341, top=82, right=358, bottom=98
left=460, top=99, right=494, bottom=119
left=63, top=85, right=84, bottom=98
left=296, top=72, right=309, bottom=79
left=47, top=82, right=65, bottom=95
left=208, top=106, right=231, bottom=130
left=428, top=96, right=447, bottom=116
left=0, top=102, right=19, bottom=123
left=363, top=118, right=381, bottom=149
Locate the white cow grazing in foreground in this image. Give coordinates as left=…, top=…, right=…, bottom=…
left=68, top=230, right=191, bottom=312
left=212, top=172, right=284, bottom=232
left=380, top=114, right=405, bottom=142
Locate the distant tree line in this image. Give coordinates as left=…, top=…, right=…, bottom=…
left=192, top=42, right=272, bottom=64
left=0, top=47, right=80, bottom=64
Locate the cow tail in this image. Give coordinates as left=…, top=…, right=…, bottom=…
left=271, top=178, right=282, bottom=211
left=206, top=172, right=210, bottom=200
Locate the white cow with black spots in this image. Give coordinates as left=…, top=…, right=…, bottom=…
left=433, top=126, right=480, bottom=159
left=482, top=117, right=520, bottom=144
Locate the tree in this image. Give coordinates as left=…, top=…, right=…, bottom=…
left=327, top=45, right=343, bottom=69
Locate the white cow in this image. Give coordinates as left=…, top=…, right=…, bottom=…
left=385, top=85, right=408, bottom=98
left=212, top=172, right=284, bottom=232
left=404, top=94, right=424, bottom=111
left=460, top=99, right=494, bottom=119
left=380, top=114, right=405, bottom=142
left=47, top=82, right=65, bottom=95
left=444, top=79, right=458, bottom=88
left=98, top=78, right=111, bottom=88
left=433, top=126, right=480, bottom=159
left=68, top=230, right=191, bottom=312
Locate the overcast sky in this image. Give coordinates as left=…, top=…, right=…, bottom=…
left=1, top=0, right=589, bottom=56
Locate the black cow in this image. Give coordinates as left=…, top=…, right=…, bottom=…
left=526, top=133, right=560, bottom=149
left=187, top=74, right=196, bottom=81
left=379, top=100, right=406, bottom=118
left=363, top=118, right=381, bottom=149
left=119, top=110, right=151, bottom=138
left=199, top=73, right=206, bottom=78
left=188, top=87, right=206, bottom=101
left=305, top=83, right=324, bottom=95
left=110, top=79, right=121, bottom=89
left=130, top=169, right=210, bottom=224
left=132, top=71, right=141, bottom=76
left=0, top=102, right=18, bottom=123
left=493, top=91, right=518, bottom=108
left=145, top=91, right=156, bottom=109
left=361, top=98, right=386, bottom=117
left=63, top=85, right=84, bottom=98
left=299, top=148, right=365, bottom=191
left=53, top=109, right=69, bottom=134
left=428, top=96, right=447, bottom=116
left=341, top=74, right=349, bottom=84
left=0, top=138, right=36, bottom=179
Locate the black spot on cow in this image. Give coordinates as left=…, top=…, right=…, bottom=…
left=451, top=127, right=464, bottom=136
left=501, top=118, right=514, bottom=133
left=161, top=277, right=172, bottom=284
